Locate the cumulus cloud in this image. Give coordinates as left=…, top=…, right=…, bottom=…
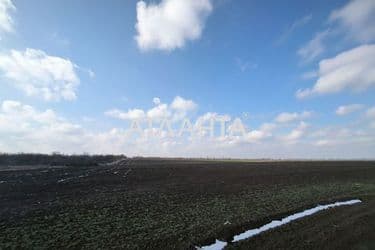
left=311, top=125, right=375, bottom=152
left=147, top=103, right=171, bottom=120
left=243, top=123, right=276, bottom=143
left=336, top=104, right=364, bottom=115
left=195, top=112, right=231, bottom=124
left=329, top=0, right=375, bottom=42
left=281, top=121, right=309, bottom=143
left=0, top=48, right=80, bottom=101
left=0, top=100, right=84, bottom=153
left=105, top=96, right=197, bottom=122
left=170, top=95, right=197, bottom=111
left=0, top=0, right=15, bottom=33
left=296, top=44, right=375, bottom=98
left=244, top=130, right=268, bottom=142
left=0, top=100, right=79, bottom=132
left=1, top=100, right=375, bottom=158
left=135, top=0, right=212, bottom=51
left=153, top=97, right=161, bottom=105
left=275, top=111, right=312, bottom=123
left=105, top=108, right=146, bottom=120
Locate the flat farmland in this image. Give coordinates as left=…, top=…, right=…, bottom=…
left=1, top=159, right=375, bottom=249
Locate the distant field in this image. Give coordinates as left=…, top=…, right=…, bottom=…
left=1, top=159, right=375, bottom=249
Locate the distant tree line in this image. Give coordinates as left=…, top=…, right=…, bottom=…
left=0, top=153, right=126, bottom=166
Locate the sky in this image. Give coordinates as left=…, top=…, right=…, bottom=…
left=0, top=0, right=374, bottom=158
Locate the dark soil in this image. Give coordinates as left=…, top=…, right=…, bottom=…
left=1, top=159, right=374, bottom=249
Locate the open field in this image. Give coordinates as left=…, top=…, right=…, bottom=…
left=1, top=158, right=375, bottom=249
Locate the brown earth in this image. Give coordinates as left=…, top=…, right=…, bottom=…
left=0, top=159, right=374, bottom=249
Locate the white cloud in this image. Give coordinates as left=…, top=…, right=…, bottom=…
left=195, top=112, right=231, bottom=124
left=311, top=126, right=375, bottom=151
left=297, top=29, right=331, bottom=63
left=0, top=100, right=84, bottom=153
left=315, top=139, right=333, bottom=146
left=245, top=130, right=267, bottom=141
left=297, top=0, right=375, bottom=64
left=0, top=100, right=70, bottom=128
left=2, top=100, right=33, bottom=116
left=260, top=122, right=277, bottom=132
left=105, top=108, right=146, bottom=120
left=170, top=96, right=198, bottom=121
left=275, top=111, right=312, bottom=123
left=147, top=103, right=171, bottom=120
left=135, top=0, right=212, bottom=51
left=1, top=100, right=375, bottom=158
left=330, top=0, right=375, bottom=42
left=105, top=96, right=197, bottom=122
left=335, top=104, right=364, bottom=115
left=296, top=44, right=375, bottom=98
left=243, top=125, right=273, bottom=143
left=170, top=95, right=197, bottom=111
left=0, top=48, right=80, bottom=101
left=153, top=97, right=161, bottom=105
left=282, top=122, right=309, bottom=143
left=0, top=0, right=15, bottom=33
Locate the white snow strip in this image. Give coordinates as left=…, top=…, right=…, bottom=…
left=196, top=199, right=361, bottom=250
left=196, top=240, right=227, bottom=250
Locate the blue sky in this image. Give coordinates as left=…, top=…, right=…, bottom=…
left=0, top=0, right=374, bottom=158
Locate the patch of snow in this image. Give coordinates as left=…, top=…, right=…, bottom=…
left=196, top=240, right=227, bottom=250
left=196, top=199, right=361, bottom=250
left=233, top=199, right=361, bottom=242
